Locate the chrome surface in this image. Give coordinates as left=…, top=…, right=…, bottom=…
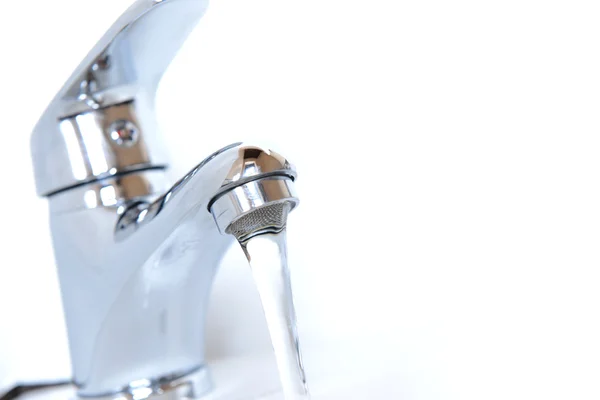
left=80, top=367, right=213, bottom=400
left=210, top=178, right=298, bottom=238
left=46, top=143, right=297, bottom=400
left=218, top=146, right=296, bottom=189
left=8, top=356, right=289, bottom=400
left=31, top=1, right=300, bottom=400
left=48, top=100, right=167, bottom=196
left=108, top=119, right=140, bottom=148
left=49, top=169, right=168, bottom=214
left=3, top=368, right=210, bottom=400
left=208, top=147, right=298, bottom=236
left=31, top=0, right=210, bottom=196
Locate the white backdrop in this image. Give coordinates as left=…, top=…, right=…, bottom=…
left=1, top=0, right=600, bottom=399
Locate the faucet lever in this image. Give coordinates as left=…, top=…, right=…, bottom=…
left=31, top=0, right=209, bottom=197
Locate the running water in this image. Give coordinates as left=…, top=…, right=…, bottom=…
left=239, top=229, right=310, bottom=400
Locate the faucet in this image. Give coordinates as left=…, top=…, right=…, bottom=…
left=30, top=1, right=299, bottom=399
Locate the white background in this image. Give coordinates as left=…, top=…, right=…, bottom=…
left=1, top=0, right=600, bottom=399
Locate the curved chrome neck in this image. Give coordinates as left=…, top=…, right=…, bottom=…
left=47, top=144, right=239, bottom=397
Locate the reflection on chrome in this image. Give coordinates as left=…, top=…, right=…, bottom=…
left=59, top=119, right=88, bottom=181
left=30, top=1, right=300, bottom=400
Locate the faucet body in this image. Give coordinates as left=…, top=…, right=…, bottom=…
left=31, top=1, right=298, bottom=399
left=47, top=149, right=233, bottom=397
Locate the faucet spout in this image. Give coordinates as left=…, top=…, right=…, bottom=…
left=46, top=144, right=297, bottom=398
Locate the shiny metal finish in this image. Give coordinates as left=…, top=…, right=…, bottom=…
left=108, top=119, right=140, bottom=147
left=48, top=169, right=168, bottom=214
left=80, top=367, right=213, bottom=400
left=219, top=146, right=296, bottom=188
left=30, top=1, right=300, bottom=400
left=47, top=144, right=297, bottom=399
left=208, top=146, right=298, bottom=236
left=31, top=0, right=209, bottom=196
left=48, top=100, right=167, bottom=196
left=210, top=177, right=298, bottom=237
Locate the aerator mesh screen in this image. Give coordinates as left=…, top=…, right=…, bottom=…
left=226, top=201, right=291, bottom=241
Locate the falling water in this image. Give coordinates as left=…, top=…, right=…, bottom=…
left=239, top=229, right=310, bottom=400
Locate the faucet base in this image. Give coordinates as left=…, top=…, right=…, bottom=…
left=78, top=367, right=212, bottom=400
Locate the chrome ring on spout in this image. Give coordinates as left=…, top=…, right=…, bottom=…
left=209, top=176, right=299, bottom=236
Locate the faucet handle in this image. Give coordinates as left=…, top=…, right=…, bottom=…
left=31, top=0, right=209, bottom=197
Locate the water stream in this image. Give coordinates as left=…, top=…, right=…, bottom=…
left=239, top=230, right=310, bottom=400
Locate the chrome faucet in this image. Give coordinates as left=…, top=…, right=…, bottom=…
left=30, top=1, right=298, bottom=399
